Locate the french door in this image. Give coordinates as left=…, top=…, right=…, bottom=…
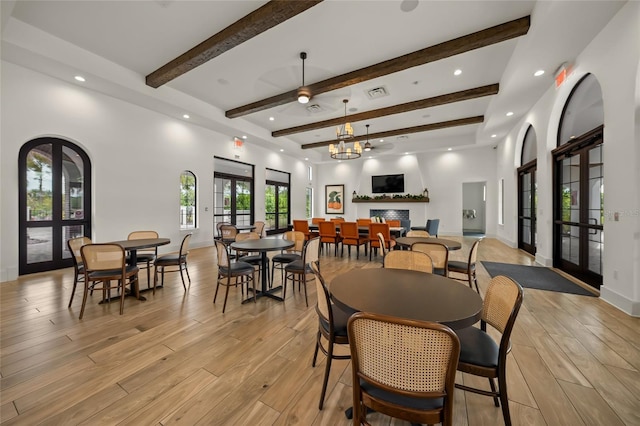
left=265, top=181, right=290, bottom=234
left=213, top=173, right=254, bottom=230
left=18, top=138, right=92, bottom=275
left=553, top=127, right=603, bottom=288
left=518, top=162, right=536, bottom=255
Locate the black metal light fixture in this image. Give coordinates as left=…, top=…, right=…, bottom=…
left=297, top=52, right=311, bottom=104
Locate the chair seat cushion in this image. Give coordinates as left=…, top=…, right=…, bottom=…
left=155, top=254, right=186, bottom=266
left=135, top=254, right=156, bottom=263
left=360, top=380, right=444, bottom=411
left=272, top=253, right=301, bottom=263
left=433, top=267, right=446, bottom=276
left=238, top=255, right=262, bottom=265
left=456, top=326, right=499, bottom=368
left=88, top=265, right=139, bottom=279
left=220, top=261, right=255, bottom=276
left=285, top=259, right=309, bottom=273
left=447, top=260, right=474, bottom=272
left=319, top=304, right=350, bottom=337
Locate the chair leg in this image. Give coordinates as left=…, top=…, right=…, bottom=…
left=303, top=274, right=309, bottom=307
left=184, top=262, right=191, bottom=284
left=68, top=270, right=79, bottom=308
left=283, top=273, right=288, bottom=301
left=79, top=281, right=90, bottom=319
left=146, top=260, right=151, bottom=289
left=251, top=271, right=257, bottom=304
left=222, top=279, right=231, bottom=313
left=213, top=277, right=221, bottom=303
left=153, top=265, right=161, bottom=295
left=312, top=331, right=321, bottom=367
left=178, top=263, right=187, bottom=291
left=489, top=378, right=500, bottom=407
left=319, top=339, right=334, bottom=410
left=498, top=374, right=512, bottom=426
left=119, top=279, right=126, bottom=315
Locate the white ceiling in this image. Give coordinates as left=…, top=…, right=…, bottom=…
left=1, top=0, right=626, bottom=162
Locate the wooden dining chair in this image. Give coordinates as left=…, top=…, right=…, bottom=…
left=347, top=312, right=460, bottom=426
left=67, top=236, right=92, bottom=308
left=339, top=222, right=368, bottom=259
left=153, top=233, right=192, bottom=293
left=234, top=232, right=266, bottom=289
left=369, top=223, right=396, bottom=260
left=284, top=237, right=320, bottom=307
left=271, top=231, right=305, bottom=286
left=411, top=242, right=449, bottom=276
left=356, top=218, right=371, bottom=227
left=79, top=243, right=139, bottom=319
left=383, top=250, right=433, bottom=273
left=386, top=219, right=401, bottom=227
left=127, top=230, right=158, bottom=289
left=406, top=230, right=430, bottom=237
left=455, top=275, right=524, bottom=426
left=252, top=221, right=265, bottom=237
left=293, top=219, right=319, bottom=241
left=309, top=262, right=350, bottom=410
left=219, top=224, right=238, bottom=243
left=318, top=220, right=342, bottom=256
left=214, top=239, right=256, bottom=313
left=448, top=238, right=482, bottom=292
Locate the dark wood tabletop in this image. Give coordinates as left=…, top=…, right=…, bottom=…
left=395, top=236, right=462, bottom=250
left=231, top=238, right=295, bottom=302
left=108, top=238, right=171, bottom=251
left=331, top=268, right=482, bottom=330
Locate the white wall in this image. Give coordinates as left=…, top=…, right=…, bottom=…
left=316, top=146, right=498, bottom=236
left=0, top=62, right=312, bottom=281
left=496, top=1, right=640, bottom=315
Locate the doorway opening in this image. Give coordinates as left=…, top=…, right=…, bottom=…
left=462, top=182, right=486, bottom=236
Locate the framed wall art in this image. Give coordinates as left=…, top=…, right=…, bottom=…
left=325, top=184, right=344, bottom=214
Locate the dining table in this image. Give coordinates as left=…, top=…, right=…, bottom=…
left=394, top=236, right=462, bottom=251
left=309, top=224, right=406, bottom=238
left=331, top=267, right=482, bottom=420
left=331, top=267, right=482, bottom=329
left=231, top=238, right=294, bottom=303
left=108, top=237, right=170, bottom=301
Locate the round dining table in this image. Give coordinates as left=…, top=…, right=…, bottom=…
left=331, top=267, right=482, bottom=330
left=231, top=238, right=294, bottom=303
left=106, top=237, right=170, bottom=301
left=395, top=236, right=462, bottom=251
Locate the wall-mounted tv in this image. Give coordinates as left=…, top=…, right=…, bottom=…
left=372, top=174, right=405, bottom=193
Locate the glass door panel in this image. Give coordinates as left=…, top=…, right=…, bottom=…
left=518, top=167, right=536, bottom=255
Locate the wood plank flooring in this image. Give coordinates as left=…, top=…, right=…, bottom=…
left=1, top=237, right=639, bottom=425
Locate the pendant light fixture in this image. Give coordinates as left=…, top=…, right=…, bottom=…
left=297, top=52, right=311, bottom=104
left=364, top=124, right=372, bottom=151
left=329, top=99, right=362, bottom=160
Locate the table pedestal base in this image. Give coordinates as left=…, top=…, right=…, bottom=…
left=242, top=285, right=284, bottom=303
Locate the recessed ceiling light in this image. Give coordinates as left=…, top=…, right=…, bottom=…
left=368, top=156, right=372, bottom=159
left=269, top=117, right=275, bottom=121
left=279, top=149, right=284, bottom=152
left=379, top=139, right=384, bottom=143
left=506, top=111, right=514, bottom=116
left=534, top=70, right=545, bottom=77
left=448, top=148, right=452, bottom=151
left=491, top=134, right=497, bottom=138
left=304, top=157, right=309, bottom=161
left=570, top=135, right=576, bottom=139
left=404, top=152, right=409, bottom=155
left=182, top=114, right=190, bottom=119
left=454, top=69, right=462, bottom=76
left=242, top=135, right=247, bottom=139
left=74, top=75, right=85, bottom=82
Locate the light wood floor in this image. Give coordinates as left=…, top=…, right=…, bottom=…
left=1, top=237, right=639, bottom=425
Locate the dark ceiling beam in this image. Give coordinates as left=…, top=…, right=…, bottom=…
left=226, top=16, right=529, bottom=118
left=272, top=84, right=498, bottom=137
left=145, top=0, right=324, bottom=88
left=300, top=116, right=484, bottom=150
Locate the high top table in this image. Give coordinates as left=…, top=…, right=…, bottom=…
left=231, top=238, right=294, bottom=303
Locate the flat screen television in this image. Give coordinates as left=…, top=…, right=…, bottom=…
left=372, top=174, right=405, bottom=193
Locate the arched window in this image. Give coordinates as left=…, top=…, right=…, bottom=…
left=180, top=171, right=196, bottom=229
left=19, top=138, right=91, bottom=274
left=521, top=125, right=537, bottom=166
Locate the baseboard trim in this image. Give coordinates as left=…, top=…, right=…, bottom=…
left=600, top=286, right=640, bottom=317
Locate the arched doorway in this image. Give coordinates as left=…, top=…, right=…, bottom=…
left=552, top=74, right=603, bottom=288
left=18, top=138, right=92, bottom=275
left=518, top=125, right=537, bottom=255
